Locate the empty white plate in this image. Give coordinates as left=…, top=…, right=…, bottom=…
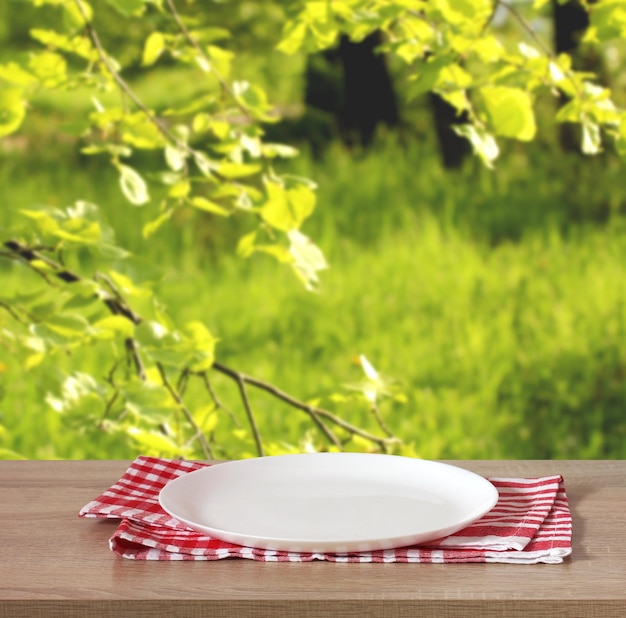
left=158, top=453, right=499, bottom=553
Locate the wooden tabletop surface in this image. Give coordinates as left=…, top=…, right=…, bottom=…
left=1, top=459, right=624, bottom=617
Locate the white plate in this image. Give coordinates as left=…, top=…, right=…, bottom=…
left=158, top=453, right=498, bottom=553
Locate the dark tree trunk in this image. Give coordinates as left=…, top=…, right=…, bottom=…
left=553, top=0, right=589, bottom=54
left=429, top=93, right=471, bottom=169
left=553, top=0, right=607, bottom=152
left=303, top=32, right=398, bottom=150
left=304, top=48, right=343, bottom=116
left=302, top=31, right=468, bottom=170
left=336, top=32, right=399, bottom=147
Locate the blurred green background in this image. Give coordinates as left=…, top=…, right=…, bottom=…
left=1, top=0, right=626, bottom=459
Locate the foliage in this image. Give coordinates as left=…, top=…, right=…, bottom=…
left=2, top=0, right=626, bottom=459
left=278, top=0, right=626, bottom=163
left=3, top=139, right=626, bottom=460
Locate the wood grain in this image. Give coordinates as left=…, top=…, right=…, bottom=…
left=1, top=460, right=624, bottom=617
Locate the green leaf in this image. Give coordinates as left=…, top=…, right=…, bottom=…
left=23, top=351, right=45, bottom=370
left=193, top=404, right=218, bottom=434
left=137, top=319, right=217, bottom=371
left=193, top=27, right=231, bottom=44
left=168, top=180, right=191, bottom=198
left=581, top=119, right=602, bottom=155
left=435, top=64, right=472, bottom=112
left=46, top=314, right=92, bottom=339
left=453, top=124, right=499, bottom=168
left=126, top=427, right=186, bottom=457
left=306, top=6, right=337, bottom=50
left=183, top=320, right=216, bottom=372
left=143, top=343, right=190, bottom=368
left=63, top=0, right=93, bottom=30
left=392, top=40, right=428, bottom=65
left=0, top=88, right=26, bottom=138
left=435, top=0, right=492, bottom=26
left=260, top=179, right=316, bottom=232
left=21, top=202, right=109, bottom=246
left=216, top=161, right=261, bottom=178
left=233, top=81, right=273, bottom=121
left=142, top=209, right=173, bottom=238
left=117, top=164, right=150, bottom=205
left=165, top=144, right=187, bottom=171
left=122, top=380, right=177, bottom=419
left=211, top=182, right=262, bottom=204
left=5, top=289, right=55, bottom=313
left=105, top=0, right=147, bottom=17
left=54, top=221, right=101, bottom=244
left=288, top=230, right=328, bottom=291
left=32, top=314, right=92, bottom=345
left=190, top=196, right=230, bottom=216
left=209, top=119, right=230, bottom=140
left=92, top=315, right=135, bottom=339
left=277, top=21, right=308, bottom=55
left=586, top=0, right=626, bottom=42
left=192, top=113, right=211, bottom=134
left=135, top=320, right=169, bottom=347
left=28, top=52, right=67, bottom=88
left=205, top=45, right=234, bottom=78
left=29, top=29, right=95, bottom=61
left=121, top=113, right=164, bottom=149
left=391, top=14, right=434, bottom=63
left=407, top=56, right=449, bottom=101
left=237, top=230, right=257, bottom=258
left=446, top=0, right=475, bottom=19
left=108, top=270, right=153, bottom=299
left=470, top=35, right=504, bottom=63
left=142, top=32, right=165, bottom=66
left=261, top=143, right=299, bottom=158
left=0, top=62, right=36, bottom=87
left=193, top=151, right=215, bottom=177
left=45, top=372, right=106, bottom=417
left=135, top=322, right=192, bottom=367
left=253, top=243, right=292, bottom=263
left=62, top=280, right=101, bottom=310
left=480, top=86, right=536, bottom=142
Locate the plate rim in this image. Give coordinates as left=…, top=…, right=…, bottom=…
left=158, top=453, right=499, bottom=552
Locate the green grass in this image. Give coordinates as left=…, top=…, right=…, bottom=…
left=2, top=136, right=626, bottom=460
left=156, top=212, right=626, bottom=460
left=3, top=0, right=626, bottom=461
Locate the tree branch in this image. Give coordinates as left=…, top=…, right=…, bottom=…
left=230, top=371, right=265, bottom=457
left=499, top=1, right=553, bottom=58
left=4, top=240, right=149, bottom=380
left=94, top=273, right=143, bottom=325
left=165, top=0, right=275, bottom=174
left=157, top=362, right=214, bottom=459
left=212, top=361, right=392, bottom=451
left=1, top=240, right=398, bottom=456
left=165, top=0, right=254, bottom=122
left=165, top=0, right=229, bottom=94
left=125, top=338, right=147, bottom=381
left=197, top=371, right=242, bottom=428
left=0, top=300, right=27, bottom=325
left=73, top=0, right=188, bottom=152
left=499, top=1, right=584, bottom=99
left=3, top=240, right=65, bottom=285
left=369, top=401, right=394, bottom=439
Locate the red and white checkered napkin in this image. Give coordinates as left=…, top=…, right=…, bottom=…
left=79, top=456, right=572, bottom=564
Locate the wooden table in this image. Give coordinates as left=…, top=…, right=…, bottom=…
left=0, top=460, right=624, bottom=617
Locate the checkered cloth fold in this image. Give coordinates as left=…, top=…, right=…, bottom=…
left=79, top=456, right=572, bottom=564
